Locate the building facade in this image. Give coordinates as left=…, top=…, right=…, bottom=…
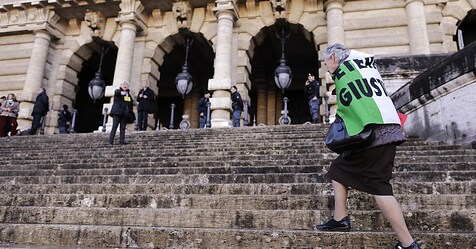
left=0, top=0, right=474, bottom=134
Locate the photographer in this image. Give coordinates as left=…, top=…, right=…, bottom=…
left=304, top=73, right=320, bottom=123
left=0, top=93, right=20, bottom=137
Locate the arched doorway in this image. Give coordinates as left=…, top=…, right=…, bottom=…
left=457, top=9, right=476, bottom=49
left=250, top=22, right=319, bottom=125
left=74, top=42, right=117, bottom=133
left=157, top=32, right=214, bottom=129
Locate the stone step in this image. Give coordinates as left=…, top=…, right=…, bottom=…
left=0, top=170, right=474, bottom=184
left=4, top=152, right=474, bottom=167
left=1, top=206, right=474, bottom=232
left=0, top=193, right=473, bottom=211
left=0, top=223, right=474, bottom=249
left=1, top=162, right=474, bottom=177
left=2, top=146, right=471, bottom=160
left=1, top=181, right=474, bottom=196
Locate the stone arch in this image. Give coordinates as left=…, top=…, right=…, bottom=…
left=237, top=1, right=327, bottom=124
left=53, top=19, right=121, bottom=132
left=141, top=6, right=218, bottom=129
left=440, top=0, right=476, bottom=52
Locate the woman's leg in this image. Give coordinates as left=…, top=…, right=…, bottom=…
left=332, top=180, right=349, bottom=220
left=9, top=117, right=18, bottom=136
left=109, top=116, right=120, bottom=144
left=0, top=116, right=7, bottom=137
left=119, top=117, right=126, bottom=144
left=374, top=195, right=414, bottom=247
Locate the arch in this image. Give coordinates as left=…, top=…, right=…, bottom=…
left=440, top=0, right=476, bottom=52
left=237, top=1, right=328, bottom=125
left=53, top=19, right=121, bottom=132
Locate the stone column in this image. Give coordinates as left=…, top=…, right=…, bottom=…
left=405, top=0, right=430, bottom=54
left=266, top=87, right=276, bottom=125
left=101, top=21, right=137, bottom=132
left=22, top=30, right=51, bottom=102
left=110, top=21, right=137, bottom=90
left=209, top=0, right=239, bottom=128
left=256, top=85, right=267, bottom=125
left=324, top=0, right=345, bottom=45
left=190, top=90, right=200, bottom=128
left=275, top=90, right=283, bottom=122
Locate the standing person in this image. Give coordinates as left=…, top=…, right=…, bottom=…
left=0, top=93, right=20, bottom=137
left=109, top=81, right=133, bottom=145
left=29, top=87, right=49, bottom=135
left=136, top=80, right=156, bottom=131
left=304, top=73, right=320, bottom=123
left=316, top=43, right=420, bottom=249
left=230, top=86, right=243, bottom=127
left=58, top=104, right=72, bottom=134
left=196, top=90, right=211, bottom=128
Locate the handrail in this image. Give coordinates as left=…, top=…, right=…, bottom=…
left=391, top=41, right=476, bottom=110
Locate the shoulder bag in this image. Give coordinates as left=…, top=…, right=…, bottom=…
left=325, top=115, right=375, bottom=154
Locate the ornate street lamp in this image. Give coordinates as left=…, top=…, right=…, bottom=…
left=88, top=46, right=107, bottom=102
left=274, top=22, right=293, bottom=125
left=175, top=38, right=193, bottom=98
left=274, top=26, right=292, bottom=93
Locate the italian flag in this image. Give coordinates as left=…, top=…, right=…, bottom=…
left=333, top=50, right=400, bottom=136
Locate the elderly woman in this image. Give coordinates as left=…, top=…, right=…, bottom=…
left=109, top=81, right=134, bottom=145
left=316, top=43, right=420, bottom=249
left=0, top=93, right=20, bottom=137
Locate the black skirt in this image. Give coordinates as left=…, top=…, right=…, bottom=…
left=327, top=143, right=397, bottom=196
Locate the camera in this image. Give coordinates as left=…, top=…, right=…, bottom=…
left=6, top=100, right=13, bottom=105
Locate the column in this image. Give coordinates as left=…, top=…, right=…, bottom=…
left=22, top=30, right=51, bottom=102
left=209, top=0, right=239, bottom=128
left=190, top=90, right=200, bottom=128
left=111, top=21, right=137, bottom=88
left=324, top=0, right=345, bottom=45
left=266, top=87, right=276, bottom=125
left=256, top=85, right=267, bottom=125
left=102, top=21, right=137, bottom=132
left=405, top=0, right=430, bottom=54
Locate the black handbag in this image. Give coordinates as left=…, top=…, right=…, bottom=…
left=325, top=115, right=375, bottom=154
left=124, top=107, right=136, bottom=124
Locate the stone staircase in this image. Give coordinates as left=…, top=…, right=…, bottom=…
left=0, top=125, right=474, bottom=248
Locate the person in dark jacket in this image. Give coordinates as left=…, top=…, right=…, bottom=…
left=29, top=87, right=49, bottom=135
left=304, top=73, right=320, bottom=123
left=136, top=80, right=156, bottom=131
left=196, top=90, right=211, bottom=128
left=109, top=81, right=133, bottom=145
left=230, top=86, right=243, bottom=127
left=58, top=104, right=72, bottom=134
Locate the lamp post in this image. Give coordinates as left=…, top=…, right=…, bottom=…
left=275, top=24, right=292, bottom=125
left=324, top=94, right=330, bottom=123
left=88, top=46, right=107, bottom=102
left=175, top=38, right=193, bottom=98
left=274, top=27, right=292, bottom=93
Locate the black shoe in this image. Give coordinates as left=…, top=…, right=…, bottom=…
left=394, top=241, right=420, bottom=249
left=315, top=216, right=351, bottom=232
left=120, top=142, right=128, bottom=145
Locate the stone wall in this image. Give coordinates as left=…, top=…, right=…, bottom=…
left=391, top=41, right=476, bottom=146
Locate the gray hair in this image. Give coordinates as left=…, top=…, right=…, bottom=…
left=323, top=43, right=350, bottom=65
left=121, top=80, right=129, bottom=87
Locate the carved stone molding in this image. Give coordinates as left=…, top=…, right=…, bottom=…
left=117, top=0, right=146, bottom=31
left=213, top=0, right=239, bottom=21
left=172, top=0, right=192, bottom=29
left=270, top=0, right=287, bottom=19
left=84, top=9, right=104, bottom=37
left=0, top=7, right=65, bottom=38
